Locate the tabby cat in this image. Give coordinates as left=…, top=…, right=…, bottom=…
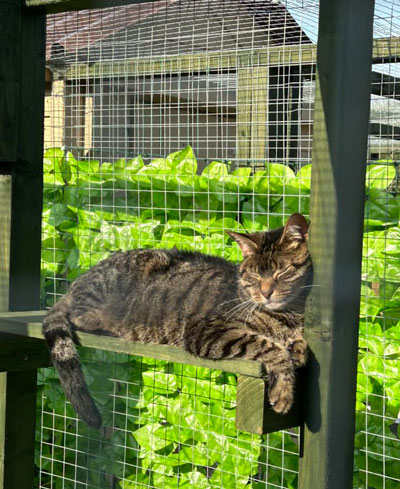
left=43, top=213, right=311, bottom=428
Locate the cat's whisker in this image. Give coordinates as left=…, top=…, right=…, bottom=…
left=299, top=284, right=326, bottom=289
left=217, top=298, right=241, bottom=308
left=224, top=299, right=253, bottom=319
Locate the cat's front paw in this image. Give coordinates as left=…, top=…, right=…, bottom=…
left=288, top=338, right=308, bottom=368
left=268, top=373, right=294, bottom=414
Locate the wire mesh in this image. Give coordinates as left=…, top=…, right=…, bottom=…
left=40, top=2, right=317, bottom=487
left=356, top=2, right=400, bottom=489
left=38, top=1, right=400, bottom=488
left=36, top=352, right=300, bottom=489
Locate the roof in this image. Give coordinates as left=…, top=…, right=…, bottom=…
left=46, top=0, right=312, bottom=67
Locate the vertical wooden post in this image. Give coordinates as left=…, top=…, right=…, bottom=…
left=237, top=68, right=253, bottom=162
left=0, top=2, right=45, bottom=489
left=9, top=4, right=46, bottom=312
left=298, top=1, right=375, bottom=489
left=250, top=67, right=268, bottom=162
left=237, top=67, right=268, bottom=165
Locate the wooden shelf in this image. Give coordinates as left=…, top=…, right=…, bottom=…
left=0, top=311, right=304, bottom=435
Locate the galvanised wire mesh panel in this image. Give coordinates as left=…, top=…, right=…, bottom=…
left=356, top=2, right=400, bottom=488
left=39, top=1, right=317, bottom=488
left=36, top=352, right=299, bottom=489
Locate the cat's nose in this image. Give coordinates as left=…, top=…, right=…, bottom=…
left=261, top=280, right=274, bottom=300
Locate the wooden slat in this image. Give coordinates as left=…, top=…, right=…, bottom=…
left=250, top=67, right=268, bottom=161
left=237, top=68, right=253, bottom=161
left=0, top=312, right=264, bottom=378
left=25, top=0, right=158, bottom=13
left=64, top=37, right=400, bottom=82
left=298, top=1, right=375, bottom=488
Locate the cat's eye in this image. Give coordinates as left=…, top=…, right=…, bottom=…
left=273, top=265, right=294, bottom=281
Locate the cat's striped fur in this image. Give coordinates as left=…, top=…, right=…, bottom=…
left=43, top=213, right=311, bottom=428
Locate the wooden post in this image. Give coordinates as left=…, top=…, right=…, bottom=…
left=0, top=3, right=45, bottom=489
left=298, top=1, right=375, bottom=489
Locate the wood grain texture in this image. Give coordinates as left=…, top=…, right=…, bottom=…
left=298, top=1, right=375, bottom=488
left=64, top=37, right=399, bottom=83
left=0, top=312, right=264, bottom=378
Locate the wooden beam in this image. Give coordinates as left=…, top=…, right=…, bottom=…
left=237, top=68, right=253, bottom=162
left=250, top=67, right=268, bottom=161
left=298, top=1, right=375, bottom=489
left=0, top=313, right=265, bottom=378
left=25, top=0, right=158, bottom=13
left=64, top=37, right=400, bottom=82
left=9, top=6, right=46, bottom=312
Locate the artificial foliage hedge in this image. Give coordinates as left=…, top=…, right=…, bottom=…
left=38, top=146, right=400, bottom=488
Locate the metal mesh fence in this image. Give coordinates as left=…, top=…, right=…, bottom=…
left=36, top=352, right=300, bottom=489
left=356, top=2, right=400, bottom=488
left=38, top=0, right=400, bottom=488
left=40, top=1, right=316, bottom=487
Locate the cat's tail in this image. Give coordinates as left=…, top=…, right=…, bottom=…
left=42, top=297, right=102, bottom=428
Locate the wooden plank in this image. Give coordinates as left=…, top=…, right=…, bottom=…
left=236, top=375, right=304, bottom=435
left=0, top=0, right=20, bottom=163
left=237, top=68, right=252, bottom=162
left=65, top=46, right=317, bottom=81
left=0, top=370, right=38, bottom=489
left=64, top=37, right=400, bottom=83
left=297, top=1, right=375, bottom=489
left=250, top=67, right=268, bottom=162
left=0, top=313, right=264, bottom=378
left=9, top=7, right=46, bottom=312
left=25, top=0, right=159, bottom=13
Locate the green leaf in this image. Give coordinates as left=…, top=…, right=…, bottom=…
left=364, top=188, right=399, bottom=229
left=366, top=162, right=396, bottom=190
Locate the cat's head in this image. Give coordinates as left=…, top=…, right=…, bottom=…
left=227, top=213, right=311, bottom=312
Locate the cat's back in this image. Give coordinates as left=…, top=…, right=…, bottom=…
left=69, top=247, right=238, bottom=294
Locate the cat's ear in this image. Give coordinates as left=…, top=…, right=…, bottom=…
left=226, top=231, right=261, bottom=257
left=281, top=213, right=309, bottom=243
